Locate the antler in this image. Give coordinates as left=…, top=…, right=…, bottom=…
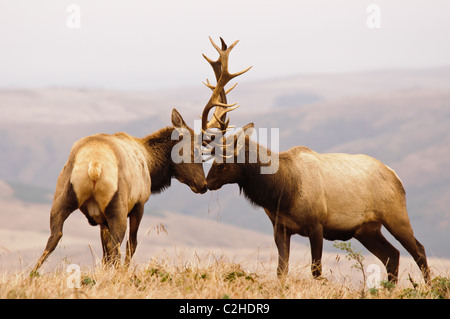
left=201, top=37, right=252, bottom=142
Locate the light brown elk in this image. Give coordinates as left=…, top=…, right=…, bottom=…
left=32, top=109, right=207, bottom=272
left=202, top=38, right=430, bottom=283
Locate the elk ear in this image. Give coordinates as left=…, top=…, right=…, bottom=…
left=234, top=122, right=254, bottom=155
left=171, top=108, right=188, bottom=135
left=242, top=122, right=254, bottom=136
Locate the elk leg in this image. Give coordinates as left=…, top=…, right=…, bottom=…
left=101, top=219, right=127, bottom=268
left=384, top=219, right=430, bottom=283
left=32, top=208, right=73, bottom=272
left=354, top=223, right=400, bottom=282
left=125, top=202, right=144, bottom=267
left=413, top=238, right=430, bottom=282
left=100, top=224, right=112, bottom=265
left=274, top=225, right=291, bottom=278
left=32, top=186, right=77, bottom=272
left=309, top=224, right=323, bottom=279
left=398, top=234, right=430, bottom=283
left=102, top=193, right=128, bottom=268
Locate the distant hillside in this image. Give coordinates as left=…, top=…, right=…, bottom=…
left=0, top=67, right=449, bottom=258
left=0, top=184, right=285, bottom=272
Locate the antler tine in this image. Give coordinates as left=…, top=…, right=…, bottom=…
left=229, top=65, right=253, bottom=79
left=209, top=36, right=237, bottom=55
left=204, top=79, right=239, bottom=95
left=202, top=53, right=222, bottom=83
left=203, top=79, right=215, bottom=91
left=202, top=36, right=229, bottom=84
left=225, top=82, right=238, bottom=95
left=213, top=105, right=240, bottom=125
left=208, top=37, right=252, bottom=81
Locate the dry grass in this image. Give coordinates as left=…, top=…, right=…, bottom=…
left=1, top=253, right=449, bottom=299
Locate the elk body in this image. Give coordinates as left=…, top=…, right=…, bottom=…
left=199, top=37, right=430, bottom=283
left=32, top=109, right=206, bottom=272
left=206, top=130, right=430, bottom=283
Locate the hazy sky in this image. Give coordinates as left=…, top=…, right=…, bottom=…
left=1, top=0, right=449, bottom=90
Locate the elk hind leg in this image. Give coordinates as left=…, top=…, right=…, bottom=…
left=102, top=196, right=128, bottom=268
left=354, top=222, right=400, bottom=282
left=125, top=202, right=144, bottom=267
left=100, top=224, right=112, bottom=266
left=101, top=221, right=127, bottom=268
left=32, top=186, right=77, bottom=273
left=383, top=215, right=430, bottom=283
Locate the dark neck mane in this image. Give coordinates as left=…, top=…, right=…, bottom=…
left=143, top=127, right=176, bottom=194
left=237, top=139, right=298, bottom=213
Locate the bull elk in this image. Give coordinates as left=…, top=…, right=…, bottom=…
left=32, top=109, right=207, bottom=272
left=202, top=38, right=430, bottom=283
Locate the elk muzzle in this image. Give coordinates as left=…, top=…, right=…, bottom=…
left=206, top=175, right=223, bottom=191
left=190, top=180, right=208, bottom=194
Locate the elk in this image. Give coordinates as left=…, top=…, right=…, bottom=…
left=32, top=109, right=207, bottom=272
left=202, top=38, right=430, bottom=283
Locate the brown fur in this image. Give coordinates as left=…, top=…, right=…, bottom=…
left=32, top=109, right=207, bottom=272
left=207, top=134, right=430, bottom=283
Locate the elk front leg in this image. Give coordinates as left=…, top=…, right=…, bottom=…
left=274, top=225, right=291, bottom=278
left=309, top=224, right=324, bottom=279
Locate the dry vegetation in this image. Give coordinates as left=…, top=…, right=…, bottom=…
left=1, top=254, right=449, bottom=299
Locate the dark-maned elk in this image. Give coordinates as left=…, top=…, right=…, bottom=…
left=202, top=38, right=430, bottom=283
left=32, top=109, right=207, bottom=272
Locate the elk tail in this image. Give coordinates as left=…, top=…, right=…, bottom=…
left=88, top=162, right=102, bottom=189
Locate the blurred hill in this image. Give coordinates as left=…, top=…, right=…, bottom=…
left=0, top=67, right=449, bottom=258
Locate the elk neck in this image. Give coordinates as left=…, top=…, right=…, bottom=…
left=237, top=138, right=298, bottom=213
left=142, top=127, right=177, bottom=194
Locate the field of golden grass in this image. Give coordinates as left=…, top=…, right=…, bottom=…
left=1, top=252, right=449, bottom=299
left=1, top=198, right=449, bottom=300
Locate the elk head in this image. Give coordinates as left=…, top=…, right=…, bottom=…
left=171, top=108, right=207, bottom=194
left=206, top=123, right=255, bottom=191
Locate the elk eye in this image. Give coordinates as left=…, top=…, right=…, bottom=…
left=217, top=164, right=224, bottom=170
